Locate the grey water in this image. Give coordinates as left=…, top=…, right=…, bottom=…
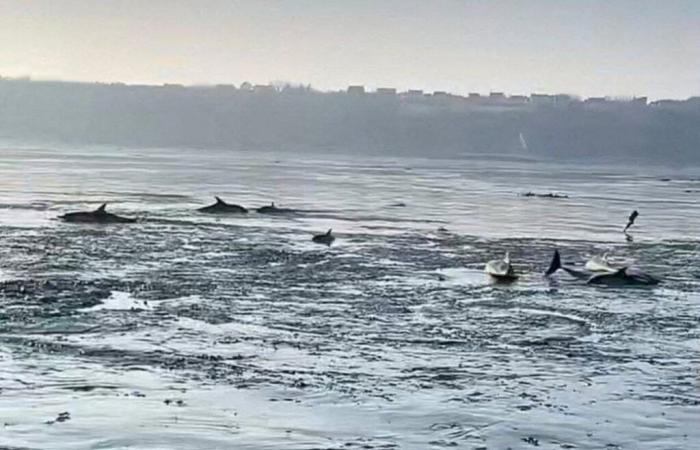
left=1, top=144, right=699, bottom=449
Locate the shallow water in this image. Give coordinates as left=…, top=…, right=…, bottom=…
left=1, top=144, right=699, bottom=449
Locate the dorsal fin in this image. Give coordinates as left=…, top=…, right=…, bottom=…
left=271, top=202, right=275, bottom=207
left=326, top=229, right=332, bottom=235
left=215, top=196, right=226, bottom=205
left=96, top=203, right=107, bottom=213
left=615, top=267, right=628, bottom=275
left=545, top=249, right=561, bottom=276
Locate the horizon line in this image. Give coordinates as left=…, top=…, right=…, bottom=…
left=1, top=74, right=697, bottom=103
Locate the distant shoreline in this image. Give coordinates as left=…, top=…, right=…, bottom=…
left=1, top=78, right=699, bottom=166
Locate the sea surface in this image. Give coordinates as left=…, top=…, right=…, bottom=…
left=0, top=144, right=699, bottom=450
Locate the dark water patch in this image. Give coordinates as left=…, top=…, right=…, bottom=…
left=0, top=202, right=53, bottom=211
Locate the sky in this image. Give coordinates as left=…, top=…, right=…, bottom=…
left=0, top=0, right=698, bottom=100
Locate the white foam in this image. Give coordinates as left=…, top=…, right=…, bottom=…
left=435, top=267, right=488, bottom=286
left=81, top=291, right=151, bottom=312
left=81, top=291, right=205, bottom=313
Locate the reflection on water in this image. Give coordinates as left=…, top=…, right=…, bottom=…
left=1, top=145, right=699, bottom=449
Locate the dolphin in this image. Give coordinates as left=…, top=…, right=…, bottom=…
left=257, top=202, right=295, bottom=215
left=520, top=192, right=569, bottom=199
left=312, top=229, right=335, bottom=246
left=59, top=203, right=136, bottom=224
left=197, top=197, right=248, bottom=214
left=624, top=210, right=639, bottom=232
left=546, top=250, right=620, bottom=279
left=545, top=249, right=659, bottom=286
left=485, top=252, right=518, bottom=281
left=544, top=249, right=595, bottom=280
left=584, top=254, right=615, bottom=272
left=587, top=267, right=660, bottom=286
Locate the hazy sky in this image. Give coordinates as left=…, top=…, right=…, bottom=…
left=1, top=0, right=698, bottom=99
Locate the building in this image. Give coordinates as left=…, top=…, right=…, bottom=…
left=584, top=96, right=607, bottom=104
left=530, top=93, right=555, bottom=105
left=253, top=84, right=275, bottom=93
left=376, top=87, right=397, bottom=95
left=509, top=95, right=529, bottom=103
left=347, top=85, right=365, bottom=94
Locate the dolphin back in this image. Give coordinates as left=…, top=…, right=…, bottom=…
left=587, top=267, right=659, bottom=286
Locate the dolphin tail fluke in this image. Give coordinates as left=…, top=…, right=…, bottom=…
left=545, top=249, right=562, bottom=276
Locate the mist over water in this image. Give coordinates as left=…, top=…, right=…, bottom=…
left=1, top=145, right=699, bottom=449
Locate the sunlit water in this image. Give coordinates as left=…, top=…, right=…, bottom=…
left=1, top=144, right=699, bottom=449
